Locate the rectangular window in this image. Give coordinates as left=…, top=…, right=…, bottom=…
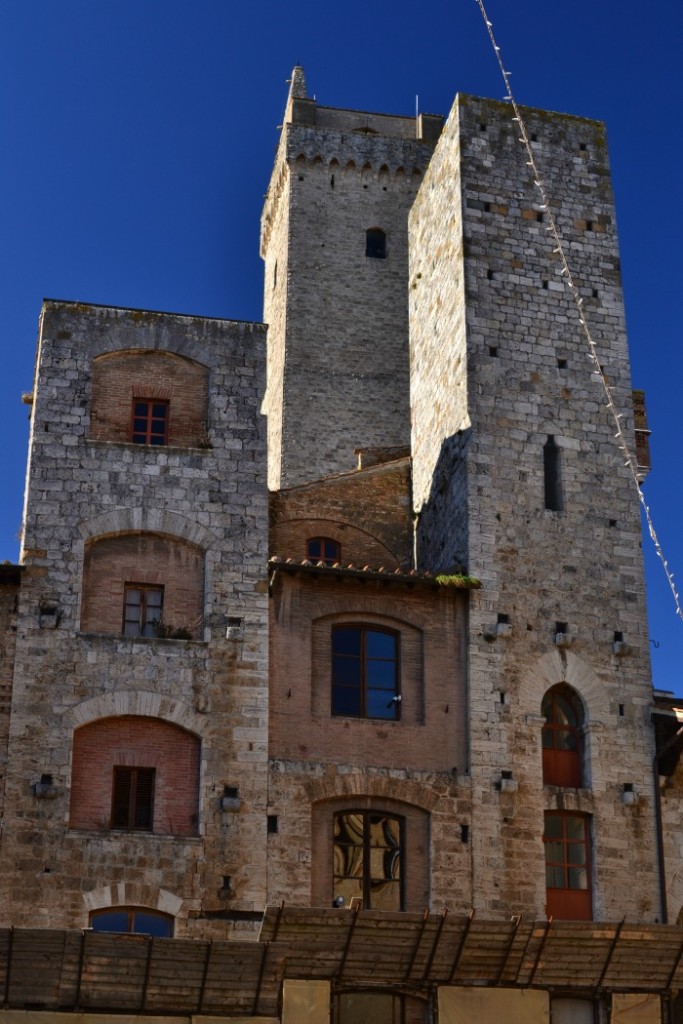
left=332, top=626, right=399, bottom=719
left=123, top=584, right=163, bottom=637
left=544, top=811, right=592, bottom=919
left=131, top=399, right=169, bottom=445
left=333, top=811, right=403, bottom=911
left=111, top=766, right=155, bottom=830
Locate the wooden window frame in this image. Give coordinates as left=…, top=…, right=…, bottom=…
left=333, top=990, right=405, bottom=1023
left=307, top=536, right=341, bottom=566
left=111, top=766, right=155, bottom=831
left=544, top=811, right=592, bottom=920
left=122, top=583, right=164, bottom=638
left=89, top=907, right=173, bottom=936
left=331, top=625, right=400, bottom=720
left=130, top=398, right=169, bottom=446
left=333, top=810, right=405, bottom=911
left=542, top=684, right=584, bottom=787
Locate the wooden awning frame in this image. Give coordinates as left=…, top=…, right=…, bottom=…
left=3, top=908, right=683, bottom=1017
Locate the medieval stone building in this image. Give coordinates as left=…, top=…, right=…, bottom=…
left=0, top=67, right=681, bottom=1024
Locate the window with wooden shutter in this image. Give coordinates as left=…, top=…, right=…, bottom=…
left=111, top=766, right=155, bottom=830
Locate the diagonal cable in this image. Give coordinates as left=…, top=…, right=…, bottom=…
left=474, top=0, right=682, bottom=622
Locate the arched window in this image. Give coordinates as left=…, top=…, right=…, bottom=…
left=333, top=810, right=404, bottom=911
left=81, top=533, right=204, bottom=639
left=542, top=684, right=584, bottom=787
left=332, top=625, right=399, bottom=720
left=544, top=811, right=592, bottom=920
left=306, top=536, right=341, bottom=566
left=90, top=907, right=173, bottom=936
left=366, top=228, right=387, bottom=259
left=70, top=716, right=200, bottom=836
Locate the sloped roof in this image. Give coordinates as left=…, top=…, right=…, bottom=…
left=3, top=911, right=683, bottom=1017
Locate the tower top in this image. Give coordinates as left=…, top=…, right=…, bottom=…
left=288, top=65, right=307, bottom=100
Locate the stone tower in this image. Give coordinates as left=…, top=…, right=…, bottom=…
left=410, top=95, right=660, bottom=920
left=260, top=67, right=441, bottom=489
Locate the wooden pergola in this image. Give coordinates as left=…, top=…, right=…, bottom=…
left=2, top=908, right=683, bottom=1017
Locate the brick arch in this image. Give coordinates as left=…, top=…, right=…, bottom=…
left=67, top=691, right=206, bottom=736
left=83, top=883, right=184, bottom=919
left=306, top=772, right=441, bottom=812
left=89, top=349, right=210, bottom=447
left=77, top=508, right=215, bottom=550
left=69, top=715, right=200, bottom=836
left=273, top=515, right=401, bottom=569
left=80, top=532, right=205, bottom=638
left=518, top=649, right=610, bottom=724
left=86, top=323, right=227, bottom=369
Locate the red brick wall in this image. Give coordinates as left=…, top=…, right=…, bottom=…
left=269, top=573, right=467, bottom=772
left=69, top=715, right=200, bottom=835
left=89, top=350, right=209, bottom=447
left=81, top=534, right=204, bottom=637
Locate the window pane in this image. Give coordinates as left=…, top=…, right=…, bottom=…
left=565, top=816, right=585, bottom=840
left=333, top=628, right=361, bottom=656
left=546, top=865, right=565, bottom=888
left=308, top=540, right=322, bottom=560
left=334, top=877, right=364, bottom=905
left=152, top=404, right=167, bottom=418
left=567, top=866, right=589, bottom=890
left=337, top=992, right=398, bottom=1024
left=366, top=690, right=397, bottom=719
left=332, top=686, right=362, bottom=717
left=545, top=841, right=564, bottom=864
left=323, top=541, right=339, bottom=561
left=366, top=660, right=396, bottom=689
left=134, top=403, right=148, bottom=417
left=544, top=814, right=563, bottom=838
left=133, top=911, right=172, bottom=936
left=567, top=843, right=586, bottom=866
left=333, top=656, right=361, bottom=686
left=366, top=631, right=395, bottom=659
left=90, top=911, right=130, bottom=932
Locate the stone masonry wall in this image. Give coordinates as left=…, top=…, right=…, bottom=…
left=0, top=302, right=269, bottom=938
left=410, top=95, right=659, bottom=921
left=0, top=569, right=20, bottom=824
left=261, top=89, right=439, bottom=489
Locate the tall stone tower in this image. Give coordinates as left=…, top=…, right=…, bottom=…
left=410, top=96, right=660, bottom=920
left=260, top=67, right=441, bottom=489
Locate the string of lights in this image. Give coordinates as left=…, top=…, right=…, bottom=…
left=474, top=0, right=683, bottom=624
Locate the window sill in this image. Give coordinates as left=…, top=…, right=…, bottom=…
left=67, top=827, right=202, bottom=841
left=85, top=438, right=212, bottom=455
left=77, top=631, right=207, bottom=647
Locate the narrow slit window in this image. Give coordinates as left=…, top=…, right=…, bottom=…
left=544, top=435, right=563, bottom=511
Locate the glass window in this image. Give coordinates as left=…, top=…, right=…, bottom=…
left=307, top=537, right=341, bottom=566
left=90, top=907, right=173, bottom=936
left=332, top=626, right=399, bottom=720
left=111, top=766, right=155, bottom=830
left=542, top=684, right=584, bottom=787
left=544, top=812, right=592, bottom=920
left=131, top=399, right=169, bottom=445
left=333, top=810, right=403, bottom=911
left=334, top=991, right=404, bottom=1024
left=123, top=583, right=163, bottom=637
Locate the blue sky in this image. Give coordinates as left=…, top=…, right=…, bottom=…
left=1, top=0, right=682, bottom=692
